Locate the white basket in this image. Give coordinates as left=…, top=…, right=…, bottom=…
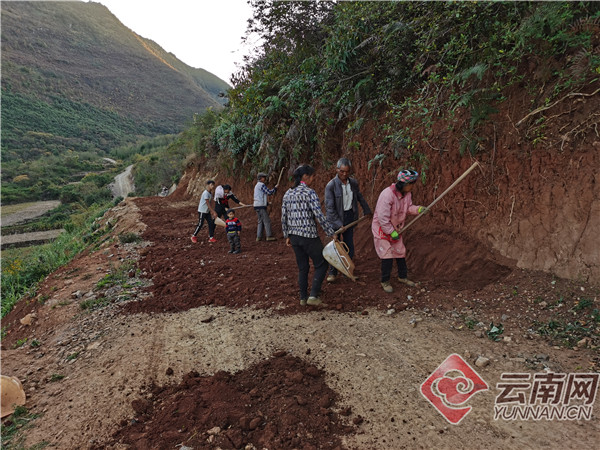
left=323, top=239, right=357, bottom=281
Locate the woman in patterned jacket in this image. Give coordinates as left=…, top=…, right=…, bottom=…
left=282, top=165, right=335, bottom=306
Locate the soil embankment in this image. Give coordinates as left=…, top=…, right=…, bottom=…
left=177, top=80, right=600, bottom=283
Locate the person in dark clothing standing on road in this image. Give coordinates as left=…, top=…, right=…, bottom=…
left=282, top=164, right=335, bottom=306
left=324, top=157, right=372, bottom=282
left=215, top=184, right=246, bottom=220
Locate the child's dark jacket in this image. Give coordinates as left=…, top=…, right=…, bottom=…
left=225, top=217, right=242, bottom=234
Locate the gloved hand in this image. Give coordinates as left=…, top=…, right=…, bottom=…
left=418, top=206, right=429, bottom=214
left=390, top=230, right=400, bottom=240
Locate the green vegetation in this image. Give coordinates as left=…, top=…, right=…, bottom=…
left=98, top=2, right=600, bottom=196
left=0, top=406, right=46, bottom=450
left=486, top=322, right=504, bottom=341
left=76, top=259, right=141, bottom=312
left=535, top=298, right=599, bottom=348
left=66, top=352, right=80, bottom=361
left=128, top=140, right=189, bottom=197
left=176, top=1, right=600, bottom=178
left=1, top=150, right=108, bottom=204
left=80, top=297, right=111, bottom=311
left=1, top=0, right=227, bottom=205
left=1, top=202, right=112, bottom=319
left=95, top=260, right=137, bottom=290
left=7, top=1, right=596, bottom=206
left=118, top=232, right=143, bottom=244
left=14, top=338, right=28, bottom=349
left=464, top=317, right=478, bottom=330
left=0, top=90, right=159, bottom=157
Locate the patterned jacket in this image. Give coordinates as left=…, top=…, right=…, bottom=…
left=281, top=182, right=335, bottom=239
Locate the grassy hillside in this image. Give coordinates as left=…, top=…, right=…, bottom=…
left=206, top=1, right=600, bottom=173
left=1, top=0, right=230, bottom=202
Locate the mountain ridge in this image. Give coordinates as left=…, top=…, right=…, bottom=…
left=1, top=0, right=230, bottom=156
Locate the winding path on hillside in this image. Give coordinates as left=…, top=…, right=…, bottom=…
left=109, top=164, right=135, bottom=198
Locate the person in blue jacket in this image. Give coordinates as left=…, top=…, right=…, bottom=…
left=225, top=209, right=242, bottom=254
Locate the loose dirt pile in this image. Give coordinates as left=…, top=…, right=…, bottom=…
left=1, top=196, right=598, bottom=449
left=108, top=353, right=353, bottom=450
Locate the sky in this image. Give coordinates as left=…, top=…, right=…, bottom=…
left=91, top=0, right=255, bottom=84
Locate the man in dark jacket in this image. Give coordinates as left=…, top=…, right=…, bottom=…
left=324, top=157, right=372, bottom=282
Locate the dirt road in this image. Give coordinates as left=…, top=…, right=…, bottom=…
left=1, top=197, right=598, bottom=449
left=109, top=164, right=135, bottom=198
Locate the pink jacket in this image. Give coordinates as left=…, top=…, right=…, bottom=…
left=371, top=184, right=420, bottom=259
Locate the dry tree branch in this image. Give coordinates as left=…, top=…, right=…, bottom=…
left=558, top=113, right=600, bottom=151
left=516, top=87, right=600, bottom=126
left=425, top=140, right=446, bottom=153
left=508, top=195, right=516, bottom=226
left=544, top=110, right=572, bottom=123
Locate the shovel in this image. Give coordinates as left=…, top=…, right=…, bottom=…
left=397, top=161, right=480, bottom=234
left=231, top=204, right=253, bottom=210
left=214, top=217, right=226, bottom=228
left=334, top=215, right=369, bottom=236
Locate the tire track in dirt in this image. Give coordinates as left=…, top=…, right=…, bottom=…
left=142, top=316, right=166, bottom=382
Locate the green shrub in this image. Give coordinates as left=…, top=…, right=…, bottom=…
left=118, top=232, right=142, bottom=244
left=80, top=297, right=110, bottom=310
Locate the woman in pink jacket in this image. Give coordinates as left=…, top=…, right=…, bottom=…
left=372, top=170, right=426, bottom=293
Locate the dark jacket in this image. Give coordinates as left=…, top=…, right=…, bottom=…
left=324, top=176, right=371, bottom=230
left=225, top=217, right=242, bottom=234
